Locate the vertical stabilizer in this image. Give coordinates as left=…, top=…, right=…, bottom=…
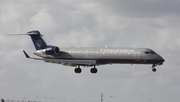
left=27, top=30, right=47, bottom=50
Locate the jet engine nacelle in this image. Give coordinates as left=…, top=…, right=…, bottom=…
left=45, top=45, right=60, bottom=55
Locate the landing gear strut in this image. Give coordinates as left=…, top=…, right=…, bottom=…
left=152, top=64, right=157, bottom=72
left=90, top=67, right=98, bottom=74
left=74, top=66, right=82, bottom=73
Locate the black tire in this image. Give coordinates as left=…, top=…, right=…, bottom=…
left=74, top=68, right=82, bottom=73
left=152, top=68, right=156, bottom=72
left=90, top=68, right=98, bottom=73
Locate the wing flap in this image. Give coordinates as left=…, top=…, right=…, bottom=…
left=44, top=59, right=96, bottom=66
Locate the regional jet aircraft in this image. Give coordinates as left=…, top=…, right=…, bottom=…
left=18, top=30, right=164, bottom=73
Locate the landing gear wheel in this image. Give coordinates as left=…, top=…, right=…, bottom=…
left=74, top=68, right=82, bottom=73
left=90, top=68, right=98, bottom=74
left=152, top=68, right=156, bottom=72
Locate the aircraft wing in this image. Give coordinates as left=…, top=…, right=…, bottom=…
left=23, top=50, right=44, bottom=60
left=23, top=50, right=96, bottom=67
left=44, top=59, right=96, bottom=67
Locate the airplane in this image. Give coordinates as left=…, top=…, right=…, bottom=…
left=16, top=30, right=164, bottom=74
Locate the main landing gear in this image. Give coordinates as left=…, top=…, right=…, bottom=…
left=74, top=66, right=82, bottom=73
left=74, top=66, right=98, bottom=74
left=90, top=67, right=98, bottom=74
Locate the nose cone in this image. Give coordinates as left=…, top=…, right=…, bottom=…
left=158, top=55, right=165, bottom=64
left=161, top=58, right=165, bottom=62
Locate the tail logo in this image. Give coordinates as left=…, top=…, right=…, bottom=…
left=36, top=40, right=42, bottom=47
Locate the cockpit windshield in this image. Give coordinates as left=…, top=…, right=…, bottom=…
left=150, top=51, right=156, bottom=54
left=144, top=51, right=156, bottom=54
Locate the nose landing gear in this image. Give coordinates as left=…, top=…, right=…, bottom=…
left=152, top=68, right=156, bottom=72
left=152, top=64, right=157, bottom=72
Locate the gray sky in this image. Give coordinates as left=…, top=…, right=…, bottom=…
left=0, top=0, right=180, bottom=102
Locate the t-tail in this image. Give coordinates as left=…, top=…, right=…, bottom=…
left=27, top=30, right=47, bottom=50
left=27, top=30, right=60, bottom=55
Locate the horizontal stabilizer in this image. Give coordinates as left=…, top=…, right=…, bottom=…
left=7, top=30, right=43, bottom=36
left=27, top=30, right=43, bottom=36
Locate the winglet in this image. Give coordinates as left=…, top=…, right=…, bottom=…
left=23, top=50, right=30, bottom=58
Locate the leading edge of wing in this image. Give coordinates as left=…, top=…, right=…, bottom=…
left=23, top=50, right=44, bottom=60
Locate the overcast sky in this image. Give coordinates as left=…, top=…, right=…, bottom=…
left=0, top=0, right=180, bottom=102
